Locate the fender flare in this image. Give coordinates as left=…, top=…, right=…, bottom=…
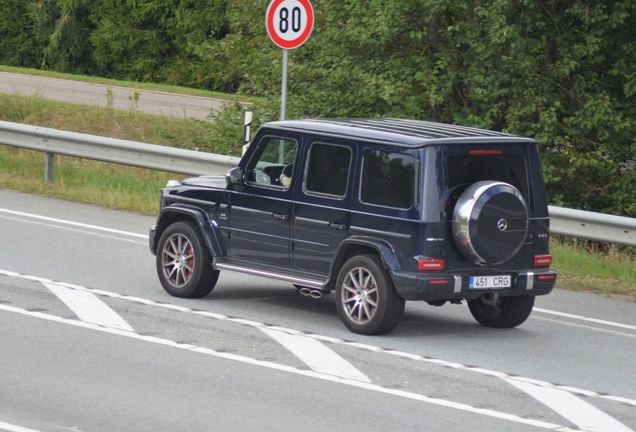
left=324, top=235, right=401, bottom=290
left=151, top=204, right=224, bottom=257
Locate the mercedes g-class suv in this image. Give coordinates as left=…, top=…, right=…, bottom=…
left=149, top=118, right=557, bottom=335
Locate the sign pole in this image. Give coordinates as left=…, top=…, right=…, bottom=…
left=266, top=0, right=314, bottom=122
left=281, top=49, right=288, bottom=121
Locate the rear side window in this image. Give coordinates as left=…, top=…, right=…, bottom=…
left=305, top=143, right=352, bottom=197
left=361, top=150, right=415, bottom=209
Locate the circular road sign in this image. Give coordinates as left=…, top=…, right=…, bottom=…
left=266, top=0, right=314, bottom=50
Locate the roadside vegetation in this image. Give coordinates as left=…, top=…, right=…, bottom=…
left=0, top=89, right=634, bottom=302
left=2, top=1, right=635, bottom=301
left=552, top=238, right=636, bottom=302
left=2, top=0, right=635, bottom=218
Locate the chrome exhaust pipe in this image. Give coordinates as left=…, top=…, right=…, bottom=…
left=298, top=287, right=325, bottom=298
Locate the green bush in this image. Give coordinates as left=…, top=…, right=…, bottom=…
left=1, top=0, right=635, bottom=216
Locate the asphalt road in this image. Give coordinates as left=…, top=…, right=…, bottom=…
left=0, top=71, right=228, bottom=120
left=1, top=189, right=635, bottom=432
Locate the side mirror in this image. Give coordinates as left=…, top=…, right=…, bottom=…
left=226, top=167, right=244, bottom=191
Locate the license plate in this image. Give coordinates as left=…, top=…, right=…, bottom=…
left=469, top=275, right=511, bottom=289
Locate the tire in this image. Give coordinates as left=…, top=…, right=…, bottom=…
left=156, top=221, right=219, bottom=298
left=468, top=294, right=535, bottom=328
left=452, top=181, right=528, bottom=264
left=335, top=255, right=405, bottom=335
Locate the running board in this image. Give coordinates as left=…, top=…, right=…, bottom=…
left=214, top=263, right=324, bottom=288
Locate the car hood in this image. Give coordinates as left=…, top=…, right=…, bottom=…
left=181, top=175, right=227, bottom=189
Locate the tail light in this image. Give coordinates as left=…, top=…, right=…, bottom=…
left=418, top=259, right=445, bottom=271
left=534, top=254, right=552, bottom=267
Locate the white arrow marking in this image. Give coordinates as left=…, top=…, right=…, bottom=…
left=261, top=328, right=371, bottom=383
left=506, top=379, right=634, bottom=432
left=44, top=283, right=134, bottom=332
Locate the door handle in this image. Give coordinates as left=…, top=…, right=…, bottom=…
left=329, top=223, right=346, bottom=231
left=272, top=212, right=289, bottom=222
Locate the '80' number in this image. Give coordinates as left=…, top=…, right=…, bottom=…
left=279, top=6, right=302, bottom=33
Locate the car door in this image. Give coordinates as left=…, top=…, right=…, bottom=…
left=227, top=135, right=299, bottom=268
left=292, top=140, right=355, bottom=276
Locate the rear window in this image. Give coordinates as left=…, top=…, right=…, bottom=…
left=447, top=152, right=528, bottom=208
left=361, top=150, right=415, bottom=209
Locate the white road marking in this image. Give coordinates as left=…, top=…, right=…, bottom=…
left=0, top=215, right=146, bottom=245
left=0, top=303, right=580, bottom=431
left=2, top=269, right=636, bottom=409
left=43, top=283, right=134, bottom=332
left=534, top=316, right=636, bottom=339
left=0, top=421, right=42, bottom=432
left=506, top=379, right=634, bottom=432
left=534, top=308, right=636, bottom=332
left=0, top=208, right=147, bottom=239
left=261, top=327, right=371, bottom=383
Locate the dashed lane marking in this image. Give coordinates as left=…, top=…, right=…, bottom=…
left=0, top=303, right=582, bottom=432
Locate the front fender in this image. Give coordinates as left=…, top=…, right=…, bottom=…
left=150, top=204, right=224, bottom=257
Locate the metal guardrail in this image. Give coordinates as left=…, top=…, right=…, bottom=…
left=1, top=120, right=635, bottom=247
left=549, top=206, right=636, bottom=247
left=0, top=120, right=240, bottom=179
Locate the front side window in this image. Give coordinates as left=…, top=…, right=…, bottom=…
left=361, top=150, right=415, bottom=209
left=246, top=137, right=297, bottom=188
left=305, top=143, right=352, bottom=197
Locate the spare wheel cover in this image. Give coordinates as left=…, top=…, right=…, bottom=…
left=452, top=181, right=528, bottom=264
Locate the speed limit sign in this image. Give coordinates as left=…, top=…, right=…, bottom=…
left=266, top=0, right=314, bottom=50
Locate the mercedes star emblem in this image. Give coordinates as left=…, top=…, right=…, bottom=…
left=497, top=219, right=508, bottom=231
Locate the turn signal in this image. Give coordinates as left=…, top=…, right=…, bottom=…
left=418, top=259, right=445, bottom=271
left=534, top=254, right=552, bottom=267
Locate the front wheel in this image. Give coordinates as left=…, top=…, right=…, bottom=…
left=335, top=255, right=405, bottom=335
left=156, top=221, right=219, bottom=298
left=468, top=294, right=534, bottom=328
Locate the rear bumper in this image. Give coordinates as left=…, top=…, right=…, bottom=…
left=390, top=268, right=557, bottom=301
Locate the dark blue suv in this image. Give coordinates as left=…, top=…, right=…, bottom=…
left=150, top=119, right=557, bottom=335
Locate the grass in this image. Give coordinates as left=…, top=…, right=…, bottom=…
left=0, top=147, right=178, bottom=215
left=0, top=92, right=243, bottom=215
left=0, top=79, right=634, bottom=302
left=551, top=237, right=636, bottom=302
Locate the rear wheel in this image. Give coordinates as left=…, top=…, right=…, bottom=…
left=335, top=255, right=405, bottom=335
left=468, top=294, right=534, bottom=328
left=156, top=221, right=219, bottom=298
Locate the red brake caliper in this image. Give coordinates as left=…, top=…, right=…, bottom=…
left=187, top=247, right=194, bottom=275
